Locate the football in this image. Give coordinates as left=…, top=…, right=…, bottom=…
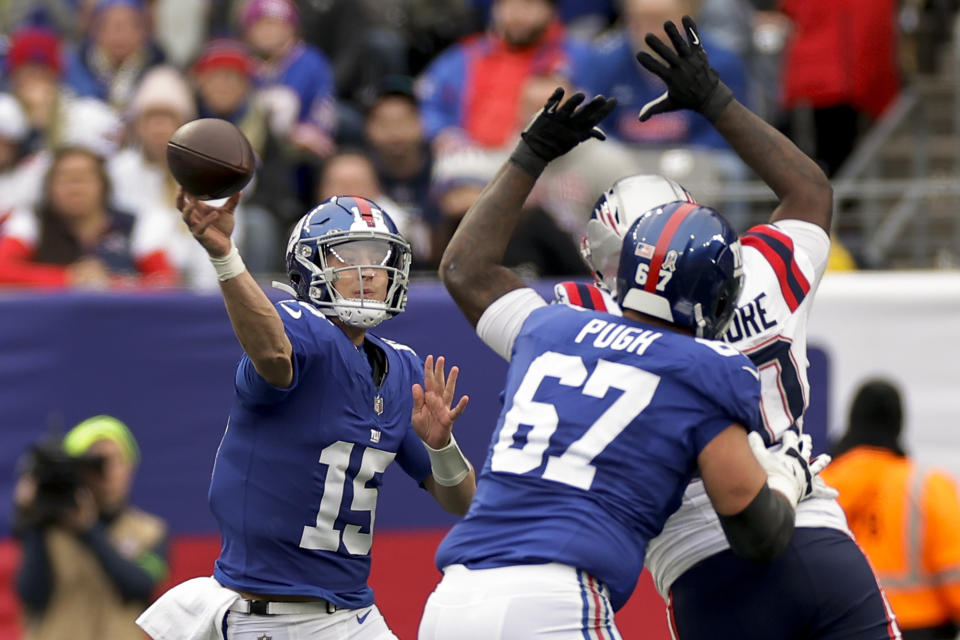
left=166, top=118, right=255, bottom=200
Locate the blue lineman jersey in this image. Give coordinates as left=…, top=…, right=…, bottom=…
left=208, top=299, right=432, bottom=608
left=435, top=305, right=761, bottom=610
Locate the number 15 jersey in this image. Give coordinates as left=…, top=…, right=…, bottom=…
left=208, top=299, right=432, bottom=609
left=435, top=302, right=761, bottom=611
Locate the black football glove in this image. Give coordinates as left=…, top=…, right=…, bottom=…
left=510, top=88, right=617, bottom=177
left=635, top=15, right=733, bottom=123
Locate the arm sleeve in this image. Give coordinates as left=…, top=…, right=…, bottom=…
left=397, top=427, right=433, bottom=485
left=78, top=524, right=163, bottom=602
left=15, top=526, right=53, bottom=613
left=475, top=288, right=547, bottom=361
left=234, top=302, right=313, bottom=405
left=769, top=219, right=831, bottom=284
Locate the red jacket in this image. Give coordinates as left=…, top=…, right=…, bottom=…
left=781, top=0, right=899, bottom=118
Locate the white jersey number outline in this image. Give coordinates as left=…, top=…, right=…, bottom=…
left=491, top=351, right=660, bottom=490
left=299, top=442, right=396, bottom=555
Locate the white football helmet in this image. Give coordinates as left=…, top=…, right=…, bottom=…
left=581, top=174, right=695, bottom=293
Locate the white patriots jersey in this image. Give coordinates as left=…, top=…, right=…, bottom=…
left=644, top=220, right=850, bottom=598
left=555, top=220, right=851, bottom=599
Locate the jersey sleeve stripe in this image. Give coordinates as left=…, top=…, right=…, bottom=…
left=747, top=226, right=812, bottom=293
left=646, top=203, right=697, bottom=293
left=563, top=282, right=584, bottom=306
left=741, top=230, right=810, bottom=311
left=585, top=284, right=608, bottom=312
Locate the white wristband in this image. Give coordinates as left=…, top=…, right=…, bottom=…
left=210, top=245, right=246, bottom=281
left=424, top=434, right=472, bottom=487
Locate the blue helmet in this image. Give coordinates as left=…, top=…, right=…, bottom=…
left=616, top=202, right=743, bottom=340
left=282, top=196, right=412, bottom=328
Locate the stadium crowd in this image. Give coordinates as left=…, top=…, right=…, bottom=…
left=0, top=0, right=915, bottom=290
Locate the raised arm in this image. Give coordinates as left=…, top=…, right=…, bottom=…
left=439, top=89, right=616, bottom=326
left=636, top=16, right=833, bottom=232
left=178, top=190, right=293, bottom=387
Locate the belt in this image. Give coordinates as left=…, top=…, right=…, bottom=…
left=229, top=598, right=339, bottom=615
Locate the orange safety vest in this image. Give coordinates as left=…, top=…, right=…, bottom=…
left=822, top=446, right=960, bottom=630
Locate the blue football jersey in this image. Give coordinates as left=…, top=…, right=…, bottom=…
left=208, top=299, right=431, bottom=608
left=435, top=305, right=760, bottom=610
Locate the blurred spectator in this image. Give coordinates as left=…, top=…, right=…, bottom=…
left=5, top=28, right=67, bottom=153
left=316, top=150, right=430, bottom=265
left=396, top=0, right=482, bottom=76
left=0, top=93, right=43, bottom=226
left=780, top=0, right=900, bottom=176
left=823, top=380, right=960, bottom=639
left=13, top=416, right=168, bottom=640
left=191, top=39, right=266, bottom=157
left=0, top=0, right=86, bottom=42
left=152, top=0, right=210, bottom=68
left=295, top=0, right=409, bottom=125
left=63, top=0, right=165, bottom=111
left=470, top=0, right=619, bottom=38
left=430, top=147, right=588, bottom=276
left=417, top=0, right=593, bottom=151
left=0, top=146, right=176, bottom=288
left=364, top=75, right=440, bottom=237
left=584, top=0, right=748, bottom=152
left=238, top=0, right=337, bottom=158
left=108, top=65, right=195, bottom=218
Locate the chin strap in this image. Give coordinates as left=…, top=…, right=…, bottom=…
left=271, top=281, right=299, bottom=296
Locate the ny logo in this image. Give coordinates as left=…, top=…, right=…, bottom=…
left=370, top=429, right=382, bottom=443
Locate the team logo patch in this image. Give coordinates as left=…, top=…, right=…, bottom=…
left=370, top=428, right=382, bottom=443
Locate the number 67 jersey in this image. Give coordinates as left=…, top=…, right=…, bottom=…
left=435, top=302, right=761, bottom=611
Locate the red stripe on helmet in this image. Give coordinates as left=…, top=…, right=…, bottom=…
left=644, top=203, right=697, bottom=293
left=354, top=197, right=376, bottom=227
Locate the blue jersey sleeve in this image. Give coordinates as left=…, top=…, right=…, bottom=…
left=391, top=349, right=432, bottom=483
left=688, top=340, right=761, bottom=453
left=234, top=301, right=323, bottom=406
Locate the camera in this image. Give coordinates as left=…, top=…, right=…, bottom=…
left=19, top=443, right=105, bottom=525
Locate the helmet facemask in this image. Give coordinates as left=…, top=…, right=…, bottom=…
left=290, top=230, right=411, bottom=328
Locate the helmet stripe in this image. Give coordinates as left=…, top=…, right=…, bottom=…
left=354, top=197, right=376, bottom=227
left=645, top=203, right=697, bottom=292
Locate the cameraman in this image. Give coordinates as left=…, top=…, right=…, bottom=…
left=13, top=416, right=168, bottom=640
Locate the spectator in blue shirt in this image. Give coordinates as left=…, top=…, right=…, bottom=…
left=584, top=0, right=748, bottom=151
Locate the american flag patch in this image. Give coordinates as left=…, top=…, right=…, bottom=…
left=635, top=242, right=655, bottom=259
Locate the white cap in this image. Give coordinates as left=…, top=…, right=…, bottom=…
left=0, top=93, right=29, bottom=142
left=60, top=97, right=124, bottom=157
left=127, top=65, right=197, bottom=123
